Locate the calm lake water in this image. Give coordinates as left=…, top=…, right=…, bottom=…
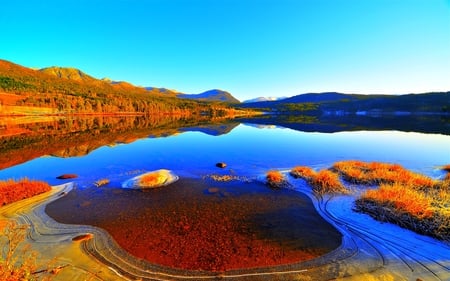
left=0, top=116, right=449, bottom=184
left=1, top=115, right=449, bottom=272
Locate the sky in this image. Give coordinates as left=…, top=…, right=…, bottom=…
left=1, top=0, right=449, bottom=101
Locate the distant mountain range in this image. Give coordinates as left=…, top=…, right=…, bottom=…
left=239, top=91, right=450, bottom=115
left=178, top=89, right=240, bottom=103
left=1, top=59, right=448, bottom=115
left=242, top=96, right=287, bottom=103
left=39, top=66, right=240, bottom=103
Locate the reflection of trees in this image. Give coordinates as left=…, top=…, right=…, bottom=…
left=0, top=115, right=238, bottom=169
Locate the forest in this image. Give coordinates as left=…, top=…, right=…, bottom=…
left=0, top=60, right=245, bottom=116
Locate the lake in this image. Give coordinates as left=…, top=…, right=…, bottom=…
left=0, top=114, right=449, bottom=275
left=0, top=115, right=448, bottom=184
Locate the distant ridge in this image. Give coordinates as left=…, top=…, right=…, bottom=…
left=39, top=67, right=96, bottom=82
left=177, top=89, right=240, bottom=103
left=239, top=91, right=450, bottom=115
left=243, top=96, right=287, bottom=103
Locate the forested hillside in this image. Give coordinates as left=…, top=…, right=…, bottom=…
left=0, top=59, right=240, bottom=116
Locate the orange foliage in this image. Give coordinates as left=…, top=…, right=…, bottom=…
left=290, top=166, right=317, bottom=180
left=310, top=170, right=347, bottom=195
left=266, top=171, right=287, bottom=188
left=362, top=183, right=434, bottom=219
left=0, top=178, right=51, bottom=206
left=333, top=160, right=436, bottom=188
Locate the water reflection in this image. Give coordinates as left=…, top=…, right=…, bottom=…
left=0, top=115, right=449, bottom=185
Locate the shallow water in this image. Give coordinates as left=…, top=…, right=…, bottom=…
left=45, top=178, right=342, bottom=271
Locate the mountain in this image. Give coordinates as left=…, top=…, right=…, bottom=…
left=243, top=96, right=287, bottom=103
left=0, top=59, right=245, bottom=116
left=39, top=67, right=97, bottom=82
left=239, top=91, right=450, bottom=115
left=177, top=89, right=240, bottom=103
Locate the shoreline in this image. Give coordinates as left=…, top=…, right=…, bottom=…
left=1, top=172, right=449, bottom=280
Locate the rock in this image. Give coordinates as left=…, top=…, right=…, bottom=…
left=216, top=162, right=227, bottom=168
left=122, top=169, right=179, bottom=189
left=56, top=174, right=78, bottom=179
left=207, top=187, right=220, bottom=194
left=72, top=233, right=93, bottom=242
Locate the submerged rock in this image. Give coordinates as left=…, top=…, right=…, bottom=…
left=216, top=162, right=227, bottom=168
left=122, top=169, right=179, bottom=189
left=56, top=174, right=78, bottom=179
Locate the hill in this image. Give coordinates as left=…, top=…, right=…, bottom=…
left=177, top=89, right=240, bottom=103
left=239, top=92, right=450, bottom=115
left=0, top=59, right=244, bottom=116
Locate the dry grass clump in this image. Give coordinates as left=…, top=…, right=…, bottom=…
left=359, top=183, right=434, bottom=219
left=347, top=160, right=450, bottom=241
left=290, top=166, right=347, bottom=195
left=0, top=178, right=51, bottom=206
left=332, top=160, right=436, bottom=188
left=94, top=178, right=110, bottom=187
left=290, top=166, right=317, bottom=180
left=204, top=174, right=248, bottom=182
left=310, top=170, right=348, bottom=195
left=266, top=170, right=290, bottom=189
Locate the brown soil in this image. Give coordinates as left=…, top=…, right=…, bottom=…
left=45, top=178, right=341, bottom=272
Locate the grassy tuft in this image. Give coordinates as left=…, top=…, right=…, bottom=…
left=290, top=166, right=317, bottom=180
left=332, top=160, right=436, bottom=188
left=0, top=178, right=51, bottom=206
left=309, top=170, right=348, bottom=195
left=266, top=170, right=289, bottom=189
left=359, top=183, right=434, bottom=219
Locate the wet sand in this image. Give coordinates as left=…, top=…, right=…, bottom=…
left=46, top=178, right=341, bottom=272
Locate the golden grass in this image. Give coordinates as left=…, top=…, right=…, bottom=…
left=290, top=166, right=347, bottom=195
left=310, top=170, right=348, bottom=195
left=266, top=170, right=288, bottom=189
left=94, top=178, right=110, bottom=187
left=361, top=183, right=434, bottom=219
left=0, top=178, right=51, bottom=206
left=290, top=166, right=317, bottom=180
left=289, top=160, right=450, bottom=240
left=332, top=160, right=436, bottom=188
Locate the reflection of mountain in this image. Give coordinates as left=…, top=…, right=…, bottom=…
left=0, top=116, right=240, bottom=169
left=240, top=92, right=450, bottom=114
left=237, top=115, right=450, bottom=135
left=179, top=123, right=240, bottom=136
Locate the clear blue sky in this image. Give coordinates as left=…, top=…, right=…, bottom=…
left=1, top=0, right=449, bottom=101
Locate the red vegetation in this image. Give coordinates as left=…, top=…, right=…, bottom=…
left=0, top=179, right=51, bottom=206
